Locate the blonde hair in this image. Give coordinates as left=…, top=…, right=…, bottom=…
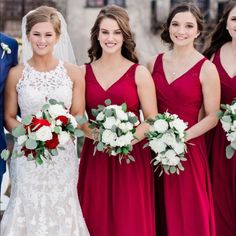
left=26, top=5, right=61, bottom=36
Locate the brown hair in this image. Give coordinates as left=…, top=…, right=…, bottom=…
left=161, top=2, right=204, bottom=47
left=203, top=1, right=236, bottom=59
left=26, top=5, right=61, bottom=36
left=87, top=4, right=138, bottom=63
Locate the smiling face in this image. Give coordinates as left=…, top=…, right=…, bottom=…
left=28, top=21, right=58, bottom=57
left=227, top=6, right=236, bottom=40
left=98, top=17, right=124, bottom=55
left=169, top=11, right=199, bottom=47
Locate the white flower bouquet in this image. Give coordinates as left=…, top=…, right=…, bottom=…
left=218, top=98, right=236, bottom=159
left=145, top=112, right=188, bottom=175
left=90, top=99, right=139, bottom=164
left=1, top=99, right=86, bottom=165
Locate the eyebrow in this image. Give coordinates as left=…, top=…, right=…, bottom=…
left=171, top=20, right=195, bottom=24
left=100, top=28, right=121, bottom=31
left=32, top=31, right=53, bottom=33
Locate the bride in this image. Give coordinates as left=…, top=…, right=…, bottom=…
left=1, top=6, right=90, bottom=236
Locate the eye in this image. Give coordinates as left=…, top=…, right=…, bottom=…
left=186, top=24, right=194, bottom=28
left=171, top=22, right=179, bottom=27
left=33, top=33, right=40, bottom=36
left=230, top=17, right=236, bottom=21
left=45, top=34, right=53, bottom=37
left=101, top=30, right=109, bottom=34
left=114, top=31, right=122, bottom=35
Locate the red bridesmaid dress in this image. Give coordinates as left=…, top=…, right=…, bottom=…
left=152, top=54, right=216, bottom=236
left=210, top=48, right=236, bottom=236
left=78, top=64, right=156, bottom=236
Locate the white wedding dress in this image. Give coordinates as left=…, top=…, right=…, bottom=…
left=1, top=61, right=90, bottom=236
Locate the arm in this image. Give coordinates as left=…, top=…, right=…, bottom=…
left=132, top=65, right=158, bottom=144
left=4, top=65, right=23, bottom=132
left=185, top=60, right=220, bottom=141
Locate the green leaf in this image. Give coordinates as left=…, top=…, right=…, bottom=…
left=97, top=142, right=104, bottom=151
left=129, top=116, right=138, bottom=124
left=42, top=104, right=49, bottom=111
left=36, top=156, right=43, bottom=165
left=22, top=115, right=33, bottom=125
left=48, top=99, right=58, bottom=105
left=76, top=115, right=87, bottom=125
left=170, top=166, right=176, bottom=174
left=222, top=115, right=232, bottom=123
left=105, top=109, right=113, bottom=117
left=51, top=149, right=58, bottom=156
left=226, top=145, right=235, bottom=159
left=104, top=99, right=111, bottom=106
left=91, top=109, right=99, bottom=117
left=121, top=103, right=127, bottom=112
left=12, top=125, right=26, bottom=137
left=1, top=149, right=10, bottom=160
left=122, top=147, right=129, bottom=155
left=25, top=139, right=37, bottom=150
left=74, top=129, right=84, bottom=138
left=54, top=126, right=61, bottom=134
left=58, top=146, right=66, bottom=150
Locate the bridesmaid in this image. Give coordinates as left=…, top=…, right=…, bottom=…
left=78, top=5, right=157, bottom=236
left=204, top=1, right=236, bottom=236
left=147, top=3, right=220, bottom=236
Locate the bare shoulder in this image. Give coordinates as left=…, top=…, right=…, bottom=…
left=63, top=62, right=83, bottom=82
left=7, top=63, right=24, bottom=84
left=135, top=64, right=152, bottom=83
left=200, top=59, right=219, bottom=82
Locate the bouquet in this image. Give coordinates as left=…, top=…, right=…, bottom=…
left=1, top=99, right=86, bottom=165
left=145, top=112, right=188, bottom=175
left=90, top=99, right=139, bottom=164
left=218, top=98, right=236, bottom=159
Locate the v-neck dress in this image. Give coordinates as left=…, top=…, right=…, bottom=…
left=152, top=54, right=216, bottom=236
left=77, top=63, right=156, bottom=236
left=209, top=48, right=236, bottom=236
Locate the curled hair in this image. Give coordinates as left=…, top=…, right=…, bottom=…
left=161, top=2, right=204, bottom=47
left=26, top=5, right=61, bottom=36
left=203, top=1, right=236, bottom=59
left=88, top=4, right=138, bottom=63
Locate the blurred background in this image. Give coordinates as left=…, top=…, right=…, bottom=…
left=0, top=0, right=230, bottom=215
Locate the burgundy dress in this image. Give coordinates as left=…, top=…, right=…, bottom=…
left=210, top=48, right=236, bottom=236
left=152, top=54, right=216, bottom=236
left=78, top=64, right=156, bottom=236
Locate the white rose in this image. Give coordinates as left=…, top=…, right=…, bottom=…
left=230, top=121, right=236, bottom=131
left=56, top=120, right=62, bottom=126
left=58, top=131, right=71, bottom=145
left=17, top=135, right=27, bottom=145
left=220, top=120, right=231, bottom=132
left=173, top=141, right=185, bottom=155
left=35, top=126, right=52, bottom=141
left=227, top=131, right=236, bottom=142
left=96, top=111, right=105, bottom=121
left=149, top=139, right=167, bottom=153
left=153, top=119, right=169, bottom=133
left=103, top=117, right=117, bottom=129
left=160, top=133, right=175, bottom=146
left=230, top=103, right=236, bottom=114
left=115, top=109, right=128, bottom=121
left=48, top=104, right=67, bottom=118
left=68, top=114, right=77, bottom=128
left=169, top=118, right=188, bottom=134
left=102, top=130, right=117, bottom=145
left=165, top=149, right=179, bottom=166
left=118, top=122, right=133, bottom=133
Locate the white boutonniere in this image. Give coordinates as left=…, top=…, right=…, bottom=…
left=1, top=42, right=11, bottom=59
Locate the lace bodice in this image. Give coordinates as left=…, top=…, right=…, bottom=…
left=16, top=61, right=73, bottom=118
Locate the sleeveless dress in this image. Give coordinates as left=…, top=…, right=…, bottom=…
left=1, top=61, right=90, bottom=236
left=209, top=48, right=236, bottom=236
left=77, top=64, right=156, bottom=236
left=152, top=54, right=215, bottom=236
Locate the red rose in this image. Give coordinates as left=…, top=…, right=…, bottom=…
left=45, top=133, right=59, bottom=149
left=31, top=117, right=51, bottom=131
left=56, top=116, right=69, bottom=126
left=21, top=146, right=36, bottom=158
